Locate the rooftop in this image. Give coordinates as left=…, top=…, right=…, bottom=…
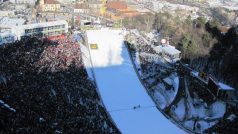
left=44, top=0, right=59, bottom=4
left=106, top=1, right=127, bottom=10
left=218, top=82, right=235, bottom=91
left=21, top=20, right=67, bottom=29
left=74, top=3, right=89, bottom=9
left=162, top=45, right=181, bottom=55
left=163, top=77, right=173, bottom=86
left=0, top=17, right=25, bottom=27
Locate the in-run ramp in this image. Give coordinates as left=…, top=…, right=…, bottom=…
left=84, top=29, right=185, bottom=134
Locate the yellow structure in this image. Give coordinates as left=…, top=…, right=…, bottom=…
left=90, top=43, right=98, bottom=49
left=100, top=0, right=107, bottom=15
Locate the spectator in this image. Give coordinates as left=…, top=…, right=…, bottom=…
left=0, top=37, right=119, bottom=134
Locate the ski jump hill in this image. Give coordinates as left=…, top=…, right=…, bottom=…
left=80, top=29, right=185, bottom=134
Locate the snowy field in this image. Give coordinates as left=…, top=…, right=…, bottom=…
left=84, top=29, right=185, bottom=134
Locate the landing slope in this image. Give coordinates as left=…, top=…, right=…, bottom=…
left=85, top=29, right=185, bottom=134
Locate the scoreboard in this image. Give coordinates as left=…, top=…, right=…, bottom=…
left=90, top=43, right=98, bottom=49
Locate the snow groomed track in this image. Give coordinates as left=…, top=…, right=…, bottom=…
left=82, top=29, right=185, bottom=134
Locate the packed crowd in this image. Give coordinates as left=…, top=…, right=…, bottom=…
left=137, top=45, right=157, bottom=54
left=0, top=37, right=119, bottom=133
left=133, top=35, right=157, bottom=54
left=36, top=38, right=83, bottom=72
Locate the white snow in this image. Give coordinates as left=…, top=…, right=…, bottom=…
left=86, top=30, right=124, bottom=68
left=184, top=120, right=194, bottom=131
left=218, top=82, right=234, bottom=90
left=210, top=101, right=226, bottom=119
left=104, top=121, right=108, bottom=129
left=80, top=43, right=94, bottom=80
left=184, top=119, right=217, bottom=132
left=0, top=99, right=16, bottom=112
left=84, top=29, right=185, bottom=134
left=227, top=114, right=237, bottom=121
left=187, top=101, right=207, bottom=119
left=191, top=71, right=199, bottom=77
left=173, top=76, right=179, bottom=92
left=153, top=89, right=167, bottom=109
left=196, top=120, right=217, bottom=132
left=135, top=52, right=141, bottom=68
left=157, top=74, right=179, bottom=106
left=187, top=99, right=226, bottom=120
left=163, top=77, right=173, bottom=86
left=171, top=98, right=186, bottom=121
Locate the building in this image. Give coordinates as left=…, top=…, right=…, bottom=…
left=104, top=1, right=140, bottom=21
left=161, top=46, right=181, bottom=63
left=189, top=68, right=236, bottom=104
left=13, top=20, right=68, bottom=39
left=9, top=0, right=37, bottom=5
left=0, top=20, right=68, bottom=45
left=88, top=0, right=102, bottom=9
left=76, top=13, right=103, bottom=27
left=154, top=45, right=181, bottom=63
left=0, top=32, right=15, bottom=45
left=74, top=3, right=90, bottom=14
left=0, top=17, right=25, bottom=27
left=80, top=20, right=91, bottom=26
left=106, top=1, right=128, bottom=10
left=0, top=11, right=15, bottom=17
left=57, top=0, right=75, bottom=3
left=150, top=1, right=199, bottom=13
left=208, top=77, right=235, bottom=101
left=39, top=0, right=61, bottom=12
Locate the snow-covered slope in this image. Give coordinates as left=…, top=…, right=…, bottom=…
left=84, top=29, right=185, bottom=134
